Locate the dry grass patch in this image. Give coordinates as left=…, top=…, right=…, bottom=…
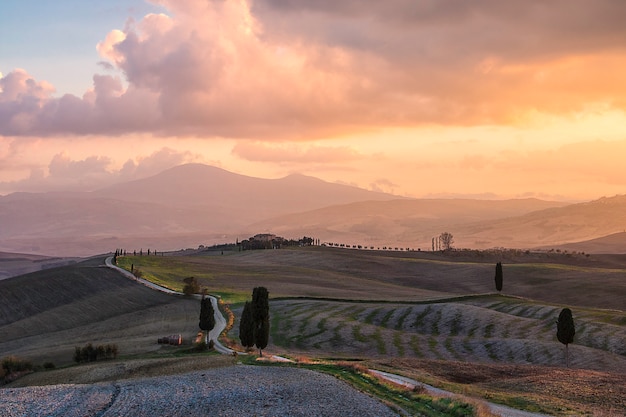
left=7, top=355, right=235, bottom=387
left=370, top=358, right=626, bottom=416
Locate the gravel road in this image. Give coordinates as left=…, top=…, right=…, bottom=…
left=1, top=365, right=399, bottom=417
left=369, top=370, right=549, bottom=417
left=104, top=257, right=232, bottom=353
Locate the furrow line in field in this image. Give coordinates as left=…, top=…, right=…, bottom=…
left=394, top=307, right=412, bottom=330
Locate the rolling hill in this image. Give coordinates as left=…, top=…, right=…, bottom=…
left=548, top=231, right=626, bottom=254
left=0, top=251, right=77, bottom=281
left=247, top=198, right=570, bottom=249
left=2, top=248, right=625, bottom=415
left=0, top=257, right=199, bottom=366
left=0, top=164, right=399, bottom=256
left=250, top=194, right=626, bottom=252
left=1, top=163, right=625, bottom=257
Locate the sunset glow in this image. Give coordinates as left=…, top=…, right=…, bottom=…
left=2, top=0, right=626, bottom=200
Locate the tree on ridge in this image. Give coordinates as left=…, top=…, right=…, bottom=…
left=439, top=232, right=454, bottom=250
left=556, top=308, right=576, bottom=367
left=495, top=262, right=503, bottom=292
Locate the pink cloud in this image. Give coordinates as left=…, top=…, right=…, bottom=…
left=0, top=147, right=199, bottom=194
left=48, top=153, right=111, bottom=178
left=232, top=142, right=363, bottom=163
left=1, top=0, right=626, bottom=138
left=119, top=147, right=200, bottom=179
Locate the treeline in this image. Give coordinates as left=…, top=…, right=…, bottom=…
left=73, top=343, right=118, bottom=363
left=239, top=235, right=315, bottom=250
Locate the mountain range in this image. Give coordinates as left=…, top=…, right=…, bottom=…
left=1, top=163, right=625, bottom=256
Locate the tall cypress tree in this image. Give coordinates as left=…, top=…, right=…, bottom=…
left=256, top=316, right=269, bottom=354
left=199, top=296, right=215, bottom=345
left=557, top=308, right=575, bottom=367
left=251, top=287, right=270, bottom=356
left=494, top=262, right=503, bottom=292
left=239, top=301, right=255, bottom=349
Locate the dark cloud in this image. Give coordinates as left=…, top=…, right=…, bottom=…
left=256, top=0, right=626, bottom=55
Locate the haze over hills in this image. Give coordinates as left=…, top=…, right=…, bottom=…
left=252, top=195, right=626, bottom=252
left=0, top=164, right=399, bottom=256
left=248, top=198, right=571, bottom=250
left=0, top=163, right=625, bottom=257
left=93, top=164, right=397, bottom=212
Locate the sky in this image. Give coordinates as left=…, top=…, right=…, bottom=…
left=2, top=0, right=626, bottom=201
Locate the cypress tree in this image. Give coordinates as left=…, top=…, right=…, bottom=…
left=256, top=316, right=270, bottom=354
left=251, top=287, right=270, bottom=356
left=199, top=296, right=215, bottom=345
left=495, top=262, right=503, bottom=292
left=557, top=308, right=575, bottom=367
left=239, top=301, right=255, bottom=349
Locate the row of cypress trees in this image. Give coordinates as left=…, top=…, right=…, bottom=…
left=239, top=287, right=270, bottom=356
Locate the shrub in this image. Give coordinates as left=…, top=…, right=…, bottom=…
left=74, top=343, right=118, bottom=363
left=43, top=362, right=56, bottom=370
left=183, top=276, right=200, bottom=295
left=1, top=356, right=33, bottom=374
left=194, top=340, right=208, bottom=352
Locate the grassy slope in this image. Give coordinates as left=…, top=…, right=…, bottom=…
left=117, top=247, right=626, bottom=416
left=2, top=247, right=625, bottom=416
left=120, top=247, right=626, bottom=310
left=0, top=257, right=200, bottom=366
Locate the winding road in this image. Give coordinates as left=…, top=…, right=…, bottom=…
left=105, top=256, right=549, bottom=417
left=369, top=370, right=549, bottom=417
left=104, top=256, right=232, bottom=354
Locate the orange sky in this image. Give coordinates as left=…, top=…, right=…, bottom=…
left=2, top=0, right=626, bottom=201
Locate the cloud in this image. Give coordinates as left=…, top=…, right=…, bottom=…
left=0, top=147, right=199, bottom=194
left=231, top=142, right=363, bottom=163
left=2, top=0, right=626, bottom=138
left=369, top=178, right=398, bottom=194
left=119, top=147, right=200, bottom=179
left=48, top=152, right=111, bottom=178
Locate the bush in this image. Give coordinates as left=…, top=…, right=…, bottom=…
left=43, top=362, right=56, bottom=370
left=1, top=356, right=33, bottom=375
left=73, top=343, right=118, bottom=363
left=183, top=276, right=200, bottom=295
left=194, top=340, right=208, bottom=352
